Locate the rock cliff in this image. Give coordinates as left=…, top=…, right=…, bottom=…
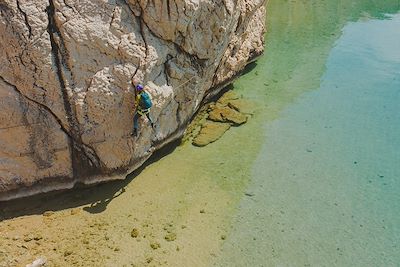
left=0, top=0, right=266, bottom=200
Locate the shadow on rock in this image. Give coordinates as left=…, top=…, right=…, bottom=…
left=0, top=139, right=180, bottom=221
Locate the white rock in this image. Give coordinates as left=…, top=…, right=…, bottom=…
left=0, top=0, right=266, bottom=200
left=26, top=257, right=47, bottom=267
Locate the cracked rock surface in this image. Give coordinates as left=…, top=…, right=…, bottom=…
left=0, top=0, right=266, bottom=200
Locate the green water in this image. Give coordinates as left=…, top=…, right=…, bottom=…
left=214, top=0, right=400, bottom=266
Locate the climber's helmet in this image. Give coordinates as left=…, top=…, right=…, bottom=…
left=136, top=84, right=144, bottom=91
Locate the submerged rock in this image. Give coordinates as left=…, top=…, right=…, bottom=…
left=164, top=233, right=177, bottom=242
left=208, top=105, right=248, bottom=125
left=216, top=90, right=255, bottom=115
left=217, top=91, right=241, bottom=105
left=150, top=242, right=161, bottom=250
left=192, top=122, right=231, bottom=147
left=0, top=0, right=266, bottom=200
left=190, top=90, right=252, bottom=146
left=130, top=228, right=139, bottom=238
left=228, top=99, right=255, bottom=115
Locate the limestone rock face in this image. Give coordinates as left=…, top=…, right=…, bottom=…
left=0, top=0, right=266, bottom=200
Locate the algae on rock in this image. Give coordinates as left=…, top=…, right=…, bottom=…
left=193, top=122, right=232, bottom=147
left=191, top=90, right=252, bottom=147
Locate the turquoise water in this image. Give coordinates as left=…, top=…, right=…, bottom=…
left=216, top=11, right=400, bottom=267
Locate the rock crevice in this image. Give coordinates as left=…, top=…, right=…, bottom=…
left=46, top=0, right=102, bottom=179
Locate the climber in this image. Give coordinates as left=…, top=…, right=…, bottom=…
left=131, top=83, right=154, bottom=137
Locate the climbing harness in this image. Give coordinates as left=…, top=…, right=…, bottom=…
left=137, top=108, right=150, bottom=115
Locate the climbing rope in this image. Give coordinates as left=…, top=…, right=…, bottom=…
left=174, top=75, right=198, bottom=90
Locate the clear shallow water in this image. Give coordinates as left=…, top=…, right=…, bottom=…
left=1, top=1, right=400, bottom=267
left=215, top=7, right=400, bottom=267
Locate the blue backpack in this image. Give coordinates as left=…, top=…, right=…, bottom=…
left=140, top=92, right=152, bottom=109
